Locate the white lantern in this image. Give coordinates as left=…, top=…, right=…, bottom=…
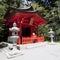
left=48, top=29, right=54, bottom=43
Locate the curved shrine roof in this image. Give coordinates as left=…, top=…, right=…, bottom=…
left=3, top=7, right=47, bottom=26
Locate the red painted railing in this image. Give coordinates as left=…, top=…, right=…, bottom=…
left=22, top=36, right=44, bottom=44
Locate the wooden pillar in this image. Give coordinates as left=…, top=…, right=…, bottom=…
left=20, top=23, right=22, bottom=44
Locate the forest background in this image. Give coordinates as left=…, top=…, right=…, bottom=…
left=0, top=0, right=60, bottom=41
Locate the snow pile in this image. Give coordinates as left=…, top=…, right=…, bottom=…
left=0, top=42, right=60, bottom=60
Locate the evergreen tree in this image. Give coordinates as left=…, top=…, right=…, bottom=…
left=0, top=0, right=60, bottom=41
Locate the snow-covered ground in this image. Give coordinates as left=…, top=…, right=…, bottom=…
left=0, top=42, right=60, bottom=60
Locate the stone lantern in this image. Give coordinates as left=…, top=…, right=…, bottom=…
left=48, top=28, right=54, bottom=43
left=8, top=22, right=20, bottom=43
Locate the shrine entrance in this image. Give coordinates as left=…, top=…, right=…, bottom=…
left=22, top=27, right=31, bottom=37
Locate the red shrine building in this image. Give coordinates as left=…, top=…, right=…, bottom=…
left=2, top=7, right=47, bottom=44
